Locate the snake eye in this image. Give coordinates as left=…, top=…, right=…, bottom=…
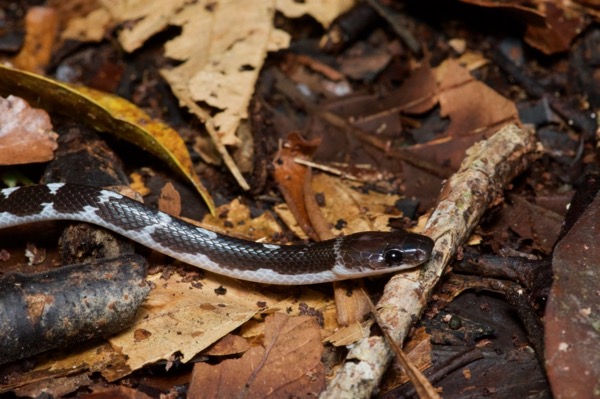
left=384, top=249, right=403, bottom=266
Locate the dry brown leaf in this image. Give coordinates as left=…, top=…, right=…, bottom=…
left=201, top=198, right=283, bottom=241
left=275, top=173, right=406, bottom=238
left=108, top=273, right=271, bottom=371
left=157, top=182, right=182, bottom=217
left=0, top=342, right=129, bottom=392
left=159, top=0, right=289, bottom=144
left=100, top=0, right=290, bottom=149
left=202, top=334, right=251, bottom=357
left=60, top=7, right=113, bottom=42
left=242, top=286, right=341, bottom=342
left=189, top=313, right=325, bottom=398
left=437, top=59, right=519, bottom=138
left=403, top=59, right=520, bottom=172
left=460, top=0, right=587, bottom=54
left=273, top=133, right=322, bottom=241
left=11, top=7, right=57, bottom=73
left=276, top=0, right=355, bottom=27
left=100, top=0, right=352, bottom=190
left=380, top=327, right=433, bottom=392
left=98, top=0, right=188, bottom=52
left=13, top=373, right=93, bottom=398
left=324, top=320, right=372, bottom=346
left=0, top=95, right=58, bottom=165
left=455, top=51, right=490, bottom=71
left=81, top=386, right=153, bottom=399
left=381, top=61, right=438, bottom=114
left=545, top=193, right=600, bottom=398
left=159, top=0, right=289, bottom=190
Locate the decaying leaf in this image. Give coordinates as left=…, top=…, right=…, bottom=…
left=275, top=172, right=409, bottom=239
left=0, top=95, right=58, bottom=165
left=437, top=59, right=519, bottom=138
left=96, top=0, right=186, bottom=52
left=160, top=0, right=289, bottom=190
left=200, top=197, right=283, bottom=242
left=108, top=273, right=271, bottom=371
left=404, top=59, right=520, bottom=172
left=460, top=0, right=587, bottom=54
left=273, top=133, right=323, bottom=241
left=60, top=7, right=113, bottom=43
left=189, top=313, right=325, bottom=398
left=0, top=65, right=215, bottom=214
left=11, top=7, right=57, bottom=74
left=0, top=342, right=126, bottom=393
left=202, top=334, right=251, bottom=357
left=98, top=0, right=355, bottom=190
left=379, top=61, right=438, bottom=115
left=545, top=193, right=600, bottom=398
left=276, top=0, right=355, bottom=27
left=157, top=182, right=182, bottom=217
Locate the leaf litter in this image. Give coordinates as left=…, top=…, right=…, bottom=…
left=1, top=0, right=598, bottom=397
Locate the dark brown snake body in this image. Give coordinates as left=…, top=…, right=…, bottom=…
left=0, top=184, right=434, bottom=285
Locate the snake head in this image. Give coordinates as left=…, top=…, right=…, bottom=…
left=334, top=231, right=434, bottom=279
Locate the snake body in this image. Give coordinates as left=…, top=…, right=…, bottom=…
left=0, top=184, right=434, bottom=285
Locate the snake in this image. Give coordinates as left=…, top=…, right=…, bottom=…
left=0, top=183, right=434, bottom=285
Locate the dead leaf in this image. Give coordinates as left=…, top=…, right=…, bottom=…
left=324, top=320, right=372, bottom=346
left=437, top=59, right=519, bottom=138
left=160, top=1, right=289, bottom=189
left=98, top=0, right=187, bottom=52
left=273, top=133, right=322, bottom=241
left=11, top=7, right=57, bottom=74
left=276, top=0, right=355, bottom=27
left=524, top=2, right=585, bottom=54
left=0, top=95, right=58, bottom=165
left=97, top=0, right=359, bottom=191
left=380, top=61, right=438, bottom=114
left=403, top=59, right=520, bottom=172
left=80, top=386, right=153, bottom=399
left=99, top=0, right=352, bottom=191
left=108, top=273, right=271, bottom=372
left=486, top=194, right=563, bottom=254
left=380, top=327, right=433, bottom=392
left=545, top=192, right=600, bottom=398
left=13, top=373, right=93, bottom=398
left=460, top=0, right=588, bottom=55
left=158, top=182, right=182, bottom=217
left=276, top=173, right=409, bottom=239
left=200, top=198, right=283, bottom=242
left=60, top=7, right=113, bottom=43
left=189, top=313, right=325, bottom=398
left=0, top=343, right=130, bottom=393
left=202, top=334, right=251, bottom=357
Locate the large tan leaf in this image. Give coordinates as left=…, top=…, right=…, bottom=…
left=108, top=273, right=270, bottom=370
left=99, top=0, right=354, bottom=190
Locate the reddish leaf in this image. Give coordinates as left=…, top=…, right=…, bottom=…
left=545, top=193, right=600, bottom=398
left=189, top=313, right=325, bottom=398
left=0, top=95, right=57, bottom=165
